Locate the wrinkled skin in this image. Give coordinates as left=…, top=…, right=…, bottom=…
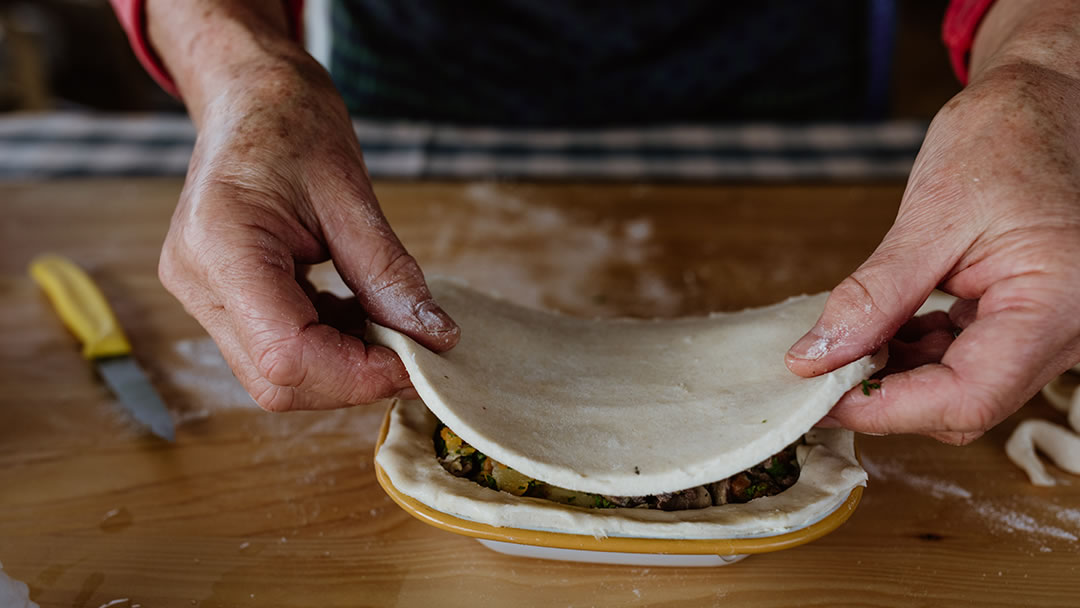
left=787, top=63, right=1080, bottom=444
left=158, top=60, right=459, bottom=412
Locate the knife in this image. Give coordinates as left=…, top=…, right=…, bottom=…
left=29, top=254, right=176, bottom=441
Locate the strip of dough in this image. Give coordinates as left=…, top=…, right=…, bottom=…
left=369, top=278, right=884, bottom=496
left=1006, top=374, right=1080, bottom=486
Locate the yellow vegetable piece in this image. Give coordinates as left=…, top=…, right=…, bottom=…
left=491, top=463, right=535, bottom=497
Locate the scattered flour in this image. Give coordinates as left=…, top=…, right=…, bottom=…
left=1056, top=508, right=1080, bottom=527
left=0, top=561, right=38, bottom=608
left=171, top=338, right=254, bottom=408
left=623, top=218, right=653, bottom=242
left=861, top=455, right=973, bottom=499
left=863, top=454, right=1080, bottom=544
left=971, top=503, right=1078, bottom=542
left=304, top=182, right=682, bottom=318
left=399, top=181, right=684, bottom=317
left=801, top=336, right=831, bottom=361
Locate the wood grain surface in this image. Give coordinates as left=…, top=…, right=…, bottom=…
left=1, top=179, right=1077, bottom=607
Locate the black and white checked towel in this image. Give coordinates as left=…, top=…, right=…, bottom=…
left=0, top=113, right=927, bottom=180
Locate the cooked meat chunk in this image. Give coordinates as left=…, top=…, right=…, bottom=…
left=649, top=486, right=713, bottom=511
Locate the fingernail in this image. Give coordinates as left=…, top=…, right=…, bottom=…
left=416, top=300, right=458, bottom=335
left=816, top=415, right=842, bottom=428
left=788, top=326, right=831, bottom=360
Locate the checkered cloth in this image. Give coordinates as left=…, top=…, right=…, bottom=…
left=0, top=113, right=927, bottom=180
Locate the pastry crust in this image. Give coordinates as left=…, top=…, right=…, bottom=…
left=376, top=399, right=868, bottom=539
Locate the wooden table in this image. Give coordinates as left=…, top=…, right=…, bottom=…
left=2, top=179, right=1076, bottom=607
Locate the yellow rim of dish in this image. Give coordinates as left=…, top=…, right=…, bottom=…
left=373, top=402, right=863, bottom=555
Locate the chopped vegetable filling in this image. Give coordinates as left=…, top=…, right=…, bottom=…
left=434, top=423, right=802, bottom=511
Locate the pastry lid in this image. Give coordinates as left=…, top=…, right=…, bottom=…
left=369, top=279, right=883, bottom=496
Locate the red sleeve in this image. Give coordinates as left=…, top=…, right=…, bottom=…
left=109, top=0, right=305, bottom=98
left=942, top=0, right=998, bottom=85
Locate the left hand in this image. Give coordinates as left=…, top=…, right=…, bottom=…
left=785, top=61, right=1080, bottom=445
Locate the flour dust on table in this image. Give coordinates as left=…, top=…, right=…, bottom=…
left=0, top=561, right=38, bottom=608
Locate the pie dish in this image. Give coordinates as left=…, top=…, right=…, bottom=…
left=374, top=399, right=865, bottom=566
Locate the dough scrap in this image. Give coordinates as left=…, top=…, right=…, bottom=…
left=368, top=278, right=883, bottom=496
left=376, top=399, right=867, bottom=538
left=1007, top=373, right=1080, bottom=486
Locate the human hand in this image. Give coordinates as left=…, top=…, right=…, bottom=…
left=785, top=61, right=1080, bottom=444
left=158, top=57, right=459, bottom=412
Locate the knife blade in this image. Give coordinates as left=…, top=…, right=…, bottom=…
left=29, top=254, right=176, bottom=441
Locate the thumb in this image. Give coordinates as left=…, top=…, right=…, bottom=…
left=320, top=198, right=460, bottom=353
left=785, top=230, right=954, bottom=377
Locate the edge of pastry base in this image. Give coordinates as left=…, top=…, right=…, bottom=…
left=375, top=399, right=867, bottom=542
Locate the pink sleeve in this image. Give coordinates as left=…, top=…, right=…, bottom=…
left=109, top=0, right=306, bottom=98
left=942, top=0, right=998, bottom=85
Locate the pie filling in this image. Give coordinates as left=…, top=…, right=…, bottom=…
left=434, top=422, right=802, bottom=511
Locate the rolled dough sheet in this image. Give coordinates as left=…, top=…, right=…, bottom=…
left=377, top=399, right=867, bottom=538
left=368, top=279, right=883, bottom=496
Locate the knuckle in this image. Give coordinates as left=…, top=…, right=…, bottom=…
left=205, top=244, right=286, bottom=293
left=158, top=226, right=202, bottom=294
left=157, top=247, right=182, bottom=294
left=253, top=334, right=307, bottom=388
left=949, top=392, right=1000, bottom=433
left=328, top=356, right=393, bottom=405
left=343, top=348, right=405, bottom=405
left=157, top=240, right=219, bottom=318
left=953, top=432, right=983, bottom=446
left=931, top=431, right=981, bottom=446
left=347, top=373, right=394, bottom=405
left=826, top=276, right=874, bottom=321
left=842, top=270, right=900, bottom=316
left=367, top=248, right=424, bottom=296
left=251, top=382, right=297, bottom=413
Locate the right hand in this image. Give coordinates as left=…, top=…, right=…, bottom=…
left=159, top=58, right=459, bottom=412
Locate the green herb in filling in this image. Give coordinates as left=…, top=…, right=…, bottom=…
left=860, top=379, right=882, bottom=396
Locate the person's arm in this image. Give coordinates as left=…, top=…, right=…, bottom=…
left=109, top=0, right=304, bottom=97
left=786, top=0, right=1080, bottom=444
left=112, top=0, right=459, bottom=411
left=968, top=0, right=1080, bottom=81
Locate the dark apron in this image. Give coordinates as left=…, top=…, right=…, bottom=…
left=328, top=0, right=895, bottom=126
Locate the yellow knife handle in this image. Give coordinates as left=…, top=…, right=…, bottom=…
left=29, top=254, right=132, bottom=360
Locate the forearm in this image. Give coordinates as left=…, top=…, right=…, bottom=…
left=145, top=0, right=319, bottom=126
left=970, top=0, right=1080, bottom=83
